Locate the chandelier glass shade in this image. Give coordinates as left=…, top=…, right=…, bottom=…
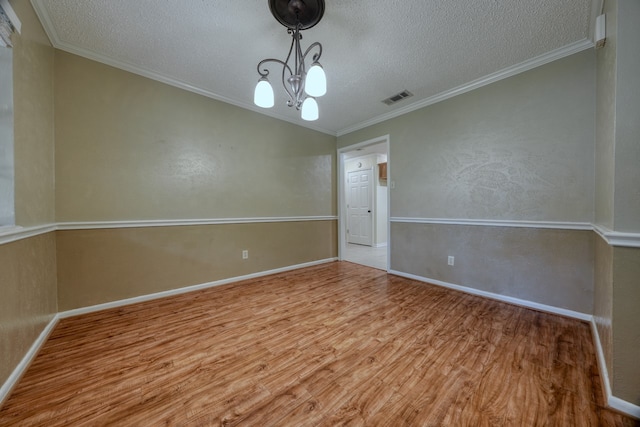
left=254, top=0, right=326, bottom=121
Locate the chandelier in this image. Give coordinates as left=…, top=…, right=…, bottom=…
left=253, top=0, right=327, bottom=121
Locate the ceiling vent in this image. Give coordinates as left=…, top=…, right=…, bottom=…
left=382, top=90, right=413, bottom=106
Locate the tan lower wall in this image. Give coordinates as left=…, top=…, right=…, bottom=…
left=56, top=221, right=337, bottom=310
left=390, top=222, right=594, bottom=314
left=612, top=246, right=640, bottom=405
left=593, top=234, right=614, bottom=387
left=0, top=233, right=57, bottom=388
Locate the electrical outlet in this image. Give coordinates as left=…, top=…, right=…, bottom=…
left=448, top=256, right=454, bottom=266
left=242, top=250, right=248, bottom=259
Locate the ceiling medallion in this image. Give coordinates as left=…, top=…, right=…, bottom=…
left=253, top=0, right=327, bottom=121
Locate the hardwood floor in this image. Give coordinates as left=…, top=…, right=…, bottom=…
left=1, top=262, right=637, bottom=426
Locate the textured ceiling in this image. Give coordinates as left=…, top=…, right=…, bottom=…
left=31, top=0, right=596, bottom=135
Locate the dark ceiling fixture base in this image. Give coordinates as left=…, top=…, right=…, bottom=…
left=254, top=0, right=327, bottom=121
left=268, top=0, right=325, bottom=30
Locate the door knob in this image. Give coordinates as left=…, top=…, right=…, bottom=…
left=368, top=210, right=371, bottom=213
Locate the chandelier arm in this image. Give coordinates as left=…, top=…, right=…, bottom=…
left=257, top=58, right=296, bottom=106
left=257, top=58, right=292, bottom=78
left=302, top=41, right=322, bottom=63
left=254, top=1, right=326, bottom=119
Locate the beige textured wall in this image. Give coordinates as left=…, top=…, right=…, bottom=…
left=339, top=51, right=595, bottom=223
left=594, top=0, right=640, bottom=407
left=593, top=0, right=617, bottom=404
left=338, top=52, right=596, bottom=313
left=53, top=50, right=337, bottom=313
left=54, top=51, right=336, bottom=221
left=594, top=0, right=617, bottom=229
left=391, top=223, right=594, bottom=313
left=10, top=0, right=55, bottom=226
left=611, top=247, right=640, bottom=404
left=609, top=0, right=640, bottom=406
left=612, top=0, right=640, bottom=232
left=1, top=0, right=57, bottom=396
left=56, top=221, right=337, bottom=310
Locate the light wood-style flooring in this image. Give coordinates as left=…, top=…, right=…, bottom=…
left=1, top=262, right=637, bottom=426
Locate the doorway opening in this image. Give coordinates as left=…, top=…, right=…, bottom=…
left=338, top=135, right=390, bottom=271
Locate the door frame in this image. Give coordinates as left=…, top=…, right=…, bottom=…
left=337, top=134, right=390, bottom=271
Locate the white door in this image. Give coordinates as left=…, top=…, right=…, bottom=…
left=347, top=169, right=373, bottom=246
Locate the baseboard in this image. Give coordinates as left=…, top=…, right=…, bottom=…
left=0, top=314, right=60, bottom=407
left=590, top=318, right=612, bottom=404
left=590, top=319, right=640, bottom=419
left=1, top=258, right=337, bottom=407
left=59, top=258, right=338, bottom=319
left=388, top=269, right=640, bottom=419
left=4, top=260, right=638, bottom=420
left=388, top=269, right=592, bottom=321
left=609, top=397, right=640, bottom=419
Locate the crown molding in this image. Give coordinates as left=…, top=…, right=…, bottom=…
left=336, top=39, right=594, bottom=137
left=28, top=1, right=336, bottom=137
left=31, top=1, right=595, bottom=139
left=57, top=42, right=335, bottom=136
left=589, top=0, right=604, bottom=42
